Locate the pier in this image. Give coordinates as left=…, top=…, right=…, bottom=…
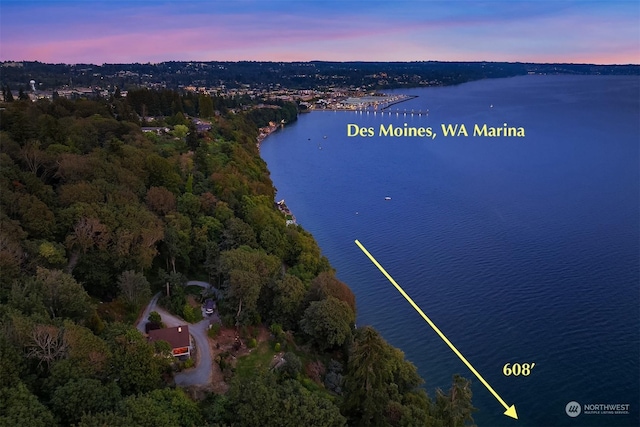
left=355, top=107, right=429, bottom=117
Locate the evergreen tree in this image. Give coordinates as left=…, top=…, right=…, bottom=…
left=435, top=375, right=477, bottom=427
left=18, top=87, right=29, bottom=100
left=3, top=84, right=15, bottom=102
left=198, top=93, right=214, bottom=117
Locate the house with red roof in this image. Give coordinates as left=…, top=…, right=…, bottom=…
left=148, top=325, right=191, bottom=358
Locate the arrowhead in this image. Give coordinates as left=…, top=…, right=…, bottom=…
left=504, top=404, right=518, bottom=419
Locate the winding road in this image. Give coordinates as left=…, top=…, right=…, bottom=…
left=137, top=281, right=217, bottom=386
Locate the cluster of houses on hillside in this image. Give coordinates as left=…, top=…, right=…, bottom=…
left=141, top=118, right=212, bottom=136
left=2, top=75, right=404, bottom=112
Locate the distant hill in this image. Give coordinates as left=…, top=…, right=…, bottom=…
left=2, top=60, right=638, bottom=92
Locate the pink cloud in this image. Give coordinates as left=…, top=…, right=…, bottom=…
left=1, top=2, right=638, bottom=64
left=4, top=11, right=422, bottom=63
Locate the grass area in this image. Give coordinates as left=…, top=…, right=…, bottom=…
left=234, top=341, right=276, bottom=379
left=300, top=376, right=326, bottom=394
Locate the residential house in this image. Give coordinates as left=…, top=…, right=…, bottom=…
left=148, top=325, right=191, bottom=358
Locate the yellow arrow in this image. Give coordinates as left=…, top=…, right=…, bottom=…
left=355, top=239, right=518, bottom=420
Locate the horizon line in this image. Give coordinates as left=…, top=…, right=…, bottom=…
left=2, top=59, right=639, bottom=67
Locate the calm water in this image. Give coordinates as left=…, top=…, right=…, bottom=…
left=260, top=75, right=639, bottom=427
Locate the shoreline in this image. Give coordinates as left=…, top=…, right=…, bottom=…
left=256, top=121, right=284, bottom=146
left=256, top=93, right=424, bottom=147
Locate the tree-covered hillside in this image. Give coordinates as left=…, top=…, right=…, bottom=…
left=0, top=92, right=475, bottom=426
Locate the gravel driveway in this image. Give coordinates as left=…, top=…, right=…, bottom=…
left=137, top=281, right=218, bottom=386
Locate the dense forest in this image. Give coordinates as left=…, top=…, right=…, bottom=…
left=0, top=90, right=476, bottom=426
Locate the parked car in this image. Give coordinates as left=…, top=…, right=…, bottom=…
left=204, top=299, right=215, bottom=315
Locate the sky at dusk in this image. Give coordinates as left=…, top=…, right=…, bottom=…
left=1, top=0, right=638, bottom=65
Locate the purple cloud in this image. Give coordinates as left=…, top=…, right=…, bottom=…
left=1, top=1, right=637, bottom=64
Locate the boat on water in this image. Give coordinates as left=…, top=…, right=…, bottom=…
left=385, top=196, right=392, bottom=200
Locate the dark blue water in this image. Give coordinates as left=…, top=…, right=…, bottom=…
left=260, top=75, right=639, bottom=427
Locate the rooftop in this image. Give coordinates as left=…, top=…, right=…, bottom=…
left=148, top=325, right=190, bottom=349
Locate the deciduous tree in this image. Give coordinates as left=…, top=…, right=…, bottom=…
left=145, top=186, right=176, bottom=215
left=107, top=327, right=166, bottom=396
left=117, top=270, right=151, bottom=309
left=36, top=267, right=92, bottom=321
left=162, top=213, right=192, bottom=273
left=26, top=324, right=68, bottom=368
left=300, top=296, right=354, bottom=351
left=50, top=378, right=121, bottom=425
left=65, top=216, right=110, bottom=256
left=15, top=193, right=55, bottom=238
left=307, top=271, right=356, bottom=314
left=177, top=192, right=201, bottom=218
left=227, top=269, right=261, bottom=324
left=220, top=217, right=258, bottom=250
left=269, top=274, right=305, bottom=329
left=224, top=374, right=346, bottom=427
left=0, top=382, right=56, bottom=427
